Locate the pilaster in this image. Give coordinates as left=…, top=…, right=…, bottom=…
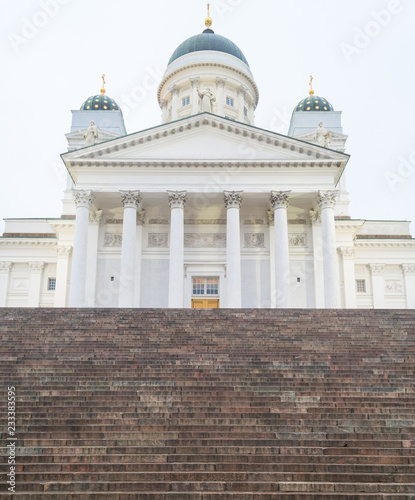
left=28, top=261, right=45, bottom=307
left=369, top=263, right=385, bottom=308
left=54, top=246, right=72, bottom=307
left=0, top=262, right=13, bottom=307
left=170, top=85, right=179, bottom=121
left=401, top=264, right=415, bottom=309
left=190, top=78, right=200, bottom=115
left=216, top=78, right=226, bottom=116
left=339, top=246, right=356, bottom=308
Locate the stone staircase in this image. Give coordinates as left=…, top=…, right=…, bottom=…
left=0, top=308, right=414, bottom=499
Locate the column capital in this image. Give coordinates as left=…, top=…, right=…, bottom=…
left=369, top=263, right=385, bottom=276
left=266, top=210, right=274, bottom=226
left=309, top=209, right=321, bottom=224
left=338, top=246, right=355, bottom=259
left=89, top=210, right=103, bottom=225
left=270, top=191, right=291, bottom=210
left=0, top=261, right=12, bottom=273
left=161, top=99, right=168, bottom=109
left=120, top=190, right=141, bottom=210
left=169, top=85, right=179, bottom=96
left=190, top=77, right=200, bottom=87
left=401, top=263, right=415, bottom=275
left=216, top=77, right=227, bottom=87
left=168, top=190, right=187, bottom=209
left=317, top=190, right=338, bottom=210
left=73, top=190, right=95, bottom=209
left=237, top=85, right=247, bottom=97
left=29, top=261, right=45, bottom=273
left=57, top=245, right=73, bottom=258
left=137, top=210, right=146, bottom=226
left=224, top=190, right=243, bottom=209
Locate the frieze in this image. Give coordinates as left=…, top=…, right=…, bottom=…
left=184, top=233, right=226, bottom=248
left=148, top=218, right=169, bottom=225
left=385, top=281, right=404, bottom=294
left=288, top=219, right=307, bottom=225
left=244, top=219, right=265, bottom=225
left=289, top=233, right=307, bottom=247
left=185, top=219, right=227, bottom=225
left=0, top=261, right=13, bottom=272
left=105, top=218, right=123, bottom=225
left=104, top=233, right=122, bottom=247
left=148, top=233, right=168, bottom=248
left=244, top=233, right=265, bottom=248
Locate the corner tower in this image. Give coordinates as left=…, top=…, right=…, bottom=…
left=158, top=5, right=258, bottom=125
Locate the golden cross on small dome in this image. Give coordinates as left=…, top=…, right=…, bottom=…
left=309, top=75, right=315, bottom=96
left=205, top=2, right=212, bottom=29
left=101, top=74, right=106, bottom=95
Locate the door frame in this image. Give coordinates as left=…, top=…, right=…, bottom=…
left=184, top=263, right=226, bottom=309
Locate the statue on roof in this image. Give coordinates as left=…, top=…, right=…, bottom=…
left=314, top=122, right=332, bottom=148
left=198, top=88, right=216, bottom=113
left=83, top=120, right=99, bottom=147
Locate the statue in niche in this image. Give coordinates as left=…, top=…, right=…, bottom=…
left=83, top=120, right=99, bottom=146
left=314, top=122, right=332, bottom=148
left=198, top=88, right=216, bottom=113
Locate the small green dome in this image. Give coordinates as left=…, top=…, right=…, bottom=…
left=295, top=95, right=334, bottom=112
left=168, top=29, right=249, bottom=67
left=80, top=94, right=119, bottom=111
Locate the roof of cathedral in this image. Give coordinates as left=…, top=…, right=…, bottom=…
left=168, top=29, right=250, bottom=67
left=80, top=94, right=119, bottom=111
left=294, top=95, right=334, bottom=112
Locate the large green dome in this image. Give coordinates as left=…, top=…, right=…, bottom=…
left=80, top=94, right=119, bottom=111
left=168, top=29, right=249, bottom=67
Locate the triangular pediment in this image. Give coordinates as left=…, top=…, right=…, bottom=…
left=62, top=113, right=349, bottom=166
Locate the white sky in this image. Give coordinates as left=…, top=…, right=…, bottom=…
left=1, top=0, right=414, bottom=234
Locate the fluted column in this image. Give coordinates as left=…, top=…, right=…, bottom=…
left=267, top=211, right=276, bottom=307
left=224, top=191, right=243, bottom=308
left=216, top=78, right=226, bottom=116
left=237, top=86, right=246, bottom=122
left=69, top=190, right=95, bottom=307
left=134, top=210, right=146, bottom=307
left=271, top=191, right=291, bottom=308
left=339, top=247, right=357, bottom=308
left=0, top=261, right=12, bottom=307
left=401, top=264, right=415, bottom=309
left=317, top=191, right=339, bottom=309
left=28, top=261, right=45, bottom=307
left=119, top=191, right=141, bottom=308
left=170, top=85, right=179, bottom=121
left=168, top=191, right=187, bottom=308
left=85, top=210, right=102, bottom=307
left=54, top=246, right=72, bottom=307
left=190, top=78, right=200, bottom=115
left=369, top=264, right=385, bottom=308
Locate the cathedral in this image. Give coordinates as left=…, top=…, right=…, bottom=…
left=1, top=10, right=414, bottom=310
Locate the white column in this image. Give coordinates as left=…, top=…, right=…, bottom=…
left=267, top=211, right=276, bottom=307
left=369, top=264, right=385, bottom=308
left=85, top=210, right=102, bottom=307
left=317, top=191, right=339, bottom=309
left=69, top=190, right=95, bottom=307
left=237, top=86, right=246, bottom=122
left=28, top=262, right=45, bottom=307
left=339, top=247, right=357, bottom=308
left=224, top=191, right=243, bottom=308
left=190, top=78, right=200, bottom=115
left=161, top=99, right=168, bottom=123
left=168, top=191, right=187, bottom=308
left=54, top=246, right=72, bottom=307
left=0, top=262, right=12, bottom=307
left=134, top=210, right=146, bottom=307
left=271, top=191, right=291, bottom=308
left=310, top=209, right=324, bottom=308
left=401, top=264, right=415, bottom=309
left=249, top=102, right=255, bottom=125
left=216, top=78, right=226, bottom=116
left=119, top=191, right=141, bottom=308
left=170, top=85, right=179, bottom=121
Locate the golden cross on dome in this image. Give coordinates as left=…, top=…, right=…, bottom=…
left=205, top=2, right=212, bottom=29
left=309, top=75, right=315, bottom=96
left=101, top=74, right=106, bottom=95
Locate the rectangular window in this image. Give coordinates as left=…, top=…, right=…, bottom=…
left=192, top=278, right=205, bottom=295
left=192, top=278, right=219, bottom=296
left=48, top=278, right=56, bottom=291
left=356, top=279, right=366, bottom=293
left=226, top=97, right=234, bottom=107
left=182, top=96, right=190, bottom=107
left=206, top=278, right=219, bottom=295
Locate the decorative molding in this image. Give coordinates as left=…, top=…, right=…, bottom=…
left=136, top=210, right=146, bottom=226
left=120, top=190, right=141, bottom=210
left=73, top=190, right=95, bottom=209
left=104, top=233, right=122, bottom=247
left=169, top=85, right=179, bottom=96
left=244, top=233, right=265, bottom=248
left=184, top=233, right=226, bottom=248
left=29, top=261, right=45, bottom=273
left=190, top=77, right=200, bottom=88
left=289, top=233, right=307, bottom=247
left=224, top=190, right=243, bottom=209
left=401, top=264, right=415, bottom=275
left=317, top=190, right=338, bottom=210
left=185, top=219, right=227, bottom=225
left=57, top=245, right=73, bottom=258
left=0, top=261, right=12, bottom=272
left=148, top=218, right=169, bottom=225
left=266, top=211, right=274, bottom=226
left=148, top=233, right=168, bottom=248
left=244, top=219, right=264, bottom=225
left=385, top=281, right=404, bottom=294
left=369, top=263, right=385, bottom=276
left=12, top=278, right=28, bottom=290
left=288, top=218, right=307, bottom=225
left=105, top=218, right=123, bottom=225
left=216, top=77, right=226, bottom=87
left=167, top=191, right=187, bottom=209
left=339, top=246, right=355, bottom=259
left=89, top=210, right=103, bottom=224
left=270, top=191, right=291, bottom=210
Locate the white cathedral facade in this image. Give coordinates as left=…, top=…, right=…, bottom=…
left=1, top=15, right=415, bottom=310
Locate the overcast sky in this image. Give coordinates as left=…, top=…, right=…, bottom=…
left=1, top=0, right=414, bottom=234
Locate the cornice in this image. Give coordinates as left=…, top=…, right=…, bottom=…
left=355, top=240, right=415, bottom=248
left=0, top=239, right=57, bottom=248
